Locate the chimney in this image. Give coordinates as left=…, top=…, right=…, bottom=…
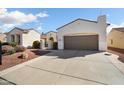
left=97, top=15, right=106, bottom=24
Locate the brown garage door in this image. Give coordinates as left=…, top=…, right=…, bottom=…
left=64, top=35, right=98, bottom=50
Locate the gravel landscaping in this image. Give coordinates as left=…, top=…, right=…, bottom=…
left=0, top=49, right=50, bottom=71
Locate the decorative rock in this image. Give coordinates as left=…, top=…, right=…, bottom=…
left=19, top=52, right=28, bottom=59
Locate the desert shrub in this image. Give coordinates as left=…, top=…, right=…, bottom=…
left=7, top=48, right=16, bottom=55
left=10, top=42, right=17, bottom=47
left=2, top=42, right=10, bottom=46
left=15, top=45, right=26, bottom=52
left=53, top=42, right=58, bottom=49
left=33, top=41, right=40, bottom=49
left=2, top=45, right=15, bottom=54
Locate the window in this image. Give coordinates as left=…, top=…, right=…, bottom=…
left=111, top=39, right=113, bottom=45
left=11, top=35, right=15, bottom=42
left=16, top=34, right=21, bottom=44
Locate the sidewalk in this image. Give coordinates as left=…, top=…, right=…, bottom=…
left=0, top=77, right=15, bottom=85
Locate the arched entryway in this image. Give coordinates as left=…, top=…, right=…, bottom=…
left=48, top=37, right=54, bottom=49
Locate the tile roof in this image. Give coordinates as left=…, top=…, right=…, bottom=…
left=8, top=27, right=41, bottom=34
left=113, top=27, right=124, bottom=33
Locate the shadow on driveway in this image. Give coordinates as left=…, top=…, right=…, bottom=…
left=34, top=50, right=104, bottom=59
left=31, top=50, right=50, bottom=56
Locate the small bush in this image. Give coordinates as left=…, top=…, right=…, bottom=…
left=53, top=42, right=58, bottom=49
left=7, top=48, right=16, bottom=55
left=10, top=42, right=17, bottom=47
left=27, top=46, right=32, bottom=49
left=33, top=41, right=40, bottom=49
left=2, top=42, right=10, bottom=46
left=15, top=45, right=26, bottom=52
left=2, top=45, right=15, bottom=54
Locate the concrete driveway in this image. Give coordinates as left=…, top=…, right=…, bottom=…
left=0, top=50, right=124, bottom=85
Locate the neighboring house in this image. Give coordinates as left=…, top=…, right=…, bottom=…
left=7, top=27, right=41, bottom=47
left=57, top=15, right=110, bottom=51
left=107, top=27, right=124, bottom=49
left=0, top=33, right=7, bottom=42
left=41, top=31, right=57, bottom=49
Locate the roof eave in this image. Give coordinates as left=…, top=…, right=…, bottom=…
left=56, top=18, right=98, bottom=30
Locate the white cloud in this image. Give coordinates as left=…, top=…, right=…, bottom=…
left=3, top=24, right=15, bottom=28
left=0, top=8, right=7, bottom=15
left=0, top=8, right=48, bottom=24
left=106, top=14, right=110, bottom=17
left=37, top=26, right=42, bottom=31
left=107, top=22, right=124, bottom=34
left=36, top=13, right=49, bottom=17
left=35, top=21, right=43, bottom=31
left=0, top=8, right=49, bottom=31
left=0, top=24, right=19, bottom=32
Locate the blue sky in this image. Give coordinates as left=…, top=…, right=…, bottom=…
left=1, top=8, right=124, bottom=33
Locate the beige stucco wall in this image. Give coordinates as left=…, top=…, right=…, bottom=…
left=57, top=15, right=108, bottom=51
left=41, top=31, right=57, bottom=49
left=22, top=30, right=41, bottom=47
left=45, top=32, right=57, bottom=42
left=107, top=29, right=124, bottom=49
left=7, top=29, right=41, bottom=47
left=7, top=29, right=23, bottom=45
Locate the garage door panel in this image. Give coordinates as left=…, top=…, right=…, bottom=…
left=64, top=35, right=98, bottom=50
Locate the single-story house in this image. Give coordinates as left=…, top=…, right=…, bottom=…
left=41, top=31, right=57, bottom=49
left=107, top=27, right=124, bottom=49
left=0, top=33, right=7, bottom=42
left=7, top=27, right=41, bottom=47
left=57, top=15, right=110, bottom=51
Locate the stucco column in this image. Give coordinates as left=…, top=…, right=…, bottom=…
left=48, top=40, right=53, bottom=49
left=48, top=40, right=50, bottom=49
left=40, top=39, right=45, bottom=49
left=99, top=33, right=107, bottom=51
left=58, top=36, right=64, bottom=50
